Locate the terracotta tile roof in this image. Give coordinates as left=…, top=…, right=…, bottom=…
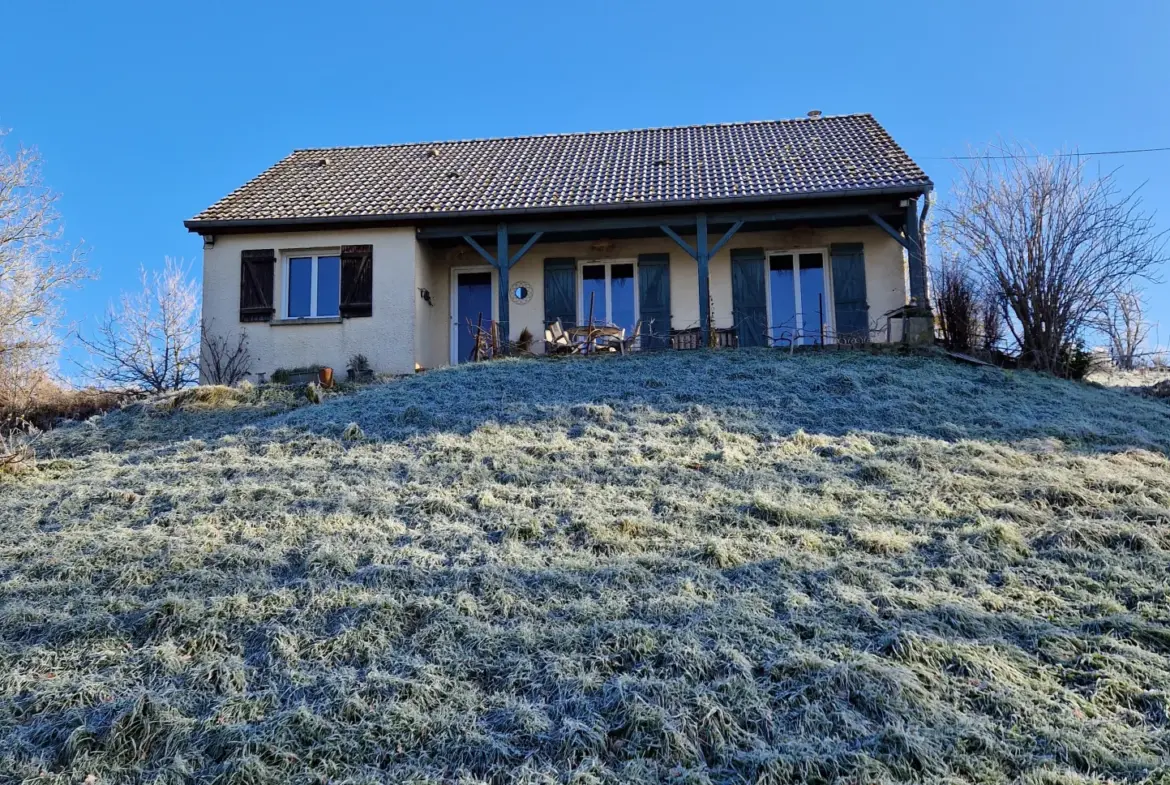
left=187, top=114, right=930, bottom=226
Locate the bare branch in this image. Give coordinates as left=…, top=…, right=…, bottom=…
left=78, top=258, right=200, bottom=392
left=940, top=143, right=1167, bottom=374
left=0, top=130, right=89, bottom=394
left=200, top=323, right=252, bottom=385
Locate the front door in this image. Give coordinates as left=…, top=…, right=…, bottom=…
left=452, top=270, right=494, bottom=364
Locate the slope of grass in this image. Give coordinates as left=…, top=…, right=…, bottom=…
left=2, top=349, right=1170, bottom=784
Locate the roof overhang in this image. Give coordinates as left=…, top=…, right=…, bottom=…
left=183, top=184, right=932, bottom=236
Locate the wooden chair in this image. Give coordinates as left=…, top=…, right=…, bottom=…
left=619, top=321, right=642, bottom=355
left=544, top=319, right=577, bottom=355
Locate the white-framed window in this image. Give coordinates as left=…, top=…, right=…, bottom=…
left=283, top=251, right=341, bottom=319
left=578, top=260, right=638, bottom=334
left=765, top=249, right=832, bottom=345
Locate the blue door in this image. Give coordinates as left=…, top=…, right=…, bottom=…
left=456, top=271, right=493, bottom=363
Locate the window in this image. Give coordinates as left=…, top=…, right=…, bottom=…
left=579, top=261, right=638, bottom=335
left=285, top=253, right=341, bottom=318
left=768, top=250, right=830, bottom=345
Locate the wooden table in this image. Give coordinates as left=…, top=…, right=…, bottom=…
left=566, top=325, right=625, bottom=353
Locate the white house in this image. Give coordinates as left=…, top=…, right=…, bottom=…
left=185, top=113, right=932, bottom=379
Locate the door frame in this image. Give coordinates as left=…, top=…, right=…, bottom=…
left=576, top=258, right=640, bottom=329
left=763, top=247, right=835, bottom=346
left=449, top=265, right=498, bottom=365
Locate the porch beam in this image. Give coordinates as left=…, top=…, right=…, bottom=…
left=659, top=225, right=697, bottom=259
left=707, top=219, right=744, bottom=258
left=421, top=201, right=909, bottom=240
left=867, top=213, right=912, bottom=251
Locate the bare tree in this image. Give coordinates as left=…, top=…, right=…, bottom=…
left=0, top=131, right=88, bottom=394
left=941, top=145, right=1166, bottom=373
left=200, top=323, right=252, bottom=385
left=1094, top=288, right=1152, bottom=370
left=78, top=258, right=200, bottom=392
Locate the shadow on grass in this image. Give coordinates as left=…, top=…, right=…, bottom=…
left=36, top=350, right=1170, bottom=464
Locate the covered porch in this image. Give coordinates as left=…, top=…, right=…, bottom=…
left=415, top=194, right=930, bottom=367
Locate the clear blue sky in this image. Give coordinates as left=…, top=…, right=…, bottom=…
left=4, top=0, right=1170, bottom=362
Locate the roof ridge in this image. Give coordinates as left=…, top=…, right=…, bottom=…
left=292, top=113, right=877, bottom=154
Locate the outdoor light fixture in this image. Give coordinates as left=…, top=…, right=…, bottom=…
left=203, top=234, right=215, bottom=249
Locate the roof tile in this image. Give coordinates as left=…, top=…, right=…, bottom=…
left=189, top=114, right=930, bottom=224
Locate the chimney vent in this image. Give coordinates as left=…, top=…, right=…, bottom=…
left=807, top=110, right=823, bottom=120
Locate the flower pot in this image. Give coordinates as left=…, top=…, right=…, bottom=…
left=318, top=367, right=334, bottom=388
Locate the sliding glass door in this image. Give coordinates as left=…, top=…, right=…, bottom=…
left=580, top=262, right=637, bottom=335
left=768, top=251, right=830, bottom=345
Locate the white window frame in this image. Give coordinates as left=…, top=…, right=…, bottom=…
left=577, top=259, right=639, bottom=329
left=282, top=250, right=341, bottom=319
left=449, top=265, right=499, bottom=365
left=763, top=247, right=835, bottom=345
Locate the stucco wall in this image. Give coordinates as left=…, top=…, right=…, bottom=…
left=425, top=225, right=906, bottom=364
left=200, top=227, right=419, bottom=380
left=201, top=224, right=908, bottom=375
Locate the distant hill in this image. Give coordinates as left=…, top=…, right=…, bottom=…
left=2, top=350, right=1169, bottom=783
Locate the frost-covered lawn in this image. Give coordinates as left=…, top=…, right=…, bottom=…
left=3, top=350, right=1170, bottom=784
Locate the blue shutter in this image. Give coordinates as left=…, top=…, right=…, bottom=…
left=830, top=243, right=869, bottom=342
left=543, top=257, right=577, bottom=328
left=731, top=248, right=767, bottom=347
left=637, top=253, right=671, bottom=349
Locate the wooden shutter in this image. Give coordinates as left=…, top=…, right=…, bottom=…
left=637, top=253, right=671, bottom=349
left=543, top=257, right=577, bottom=328
left=339, top=245, right=373, bottom=318
left=730, top=248, right=767, bottom=347
left=239, top=249, right=275, bottom=322
left=830, top=243, right=869, bottom=342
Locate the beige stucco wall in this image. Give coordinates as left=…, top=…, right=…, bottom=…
left=425, top=225, right=907, bottom=364
left=200, top=227, right=419, bottom=380
left=200, top=223, right=908, bottom=376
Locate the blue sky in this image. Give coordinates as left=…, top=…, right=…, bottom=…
left=3, top=0, right=1170, bottom=365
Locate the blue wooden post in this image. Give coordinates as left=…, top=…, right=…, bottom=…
left=696, top=213, right=710, bottom=346
left=497, top=223, right=510, bottom=347
left=905, top=198, right=925, bottom=307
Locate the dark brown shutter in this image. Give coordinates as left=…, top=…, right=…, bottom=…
left=240, top=249, right=275, bottom=322
left=340, top=244, right=373, bottom=317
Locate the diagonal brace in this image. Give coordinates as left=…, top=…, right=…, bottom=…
left=660, top=225, right=697, bottom=259
left=462, top=235, right=498, bottom=266
left=868, top=214, right=912, bottom=251
left=509, top=231, right=544, bottom=267
left=707, top=220, right=744, bottom=258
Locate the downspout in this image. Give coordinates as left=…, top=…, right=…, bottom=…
left=918, top=189, right=932, bottom=311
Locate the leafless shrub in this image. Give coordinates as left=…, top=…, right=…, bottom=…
left=0, top=417, right=39, bottom=473
left=942, top=144, right=1166, bottom=373
left=1093, top=288, right=1152, bottom=371
left=0, top=130, right=89, bottom=398
left=978, top=294, right=1004, bottom=352
left=78, top=258, right=200, bottom=393
left=200, top=325, right=252, bottom=385
left=933, top=258, right=978, bottom=352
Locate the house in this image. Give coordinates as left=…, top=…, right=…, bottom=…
left=185, top=113, right=932, bottom=377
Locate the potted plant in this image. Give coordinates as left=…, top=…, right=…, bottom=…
left=318, top=366, right=334, bottom=388
left=347, top=354, right=374, bottom=382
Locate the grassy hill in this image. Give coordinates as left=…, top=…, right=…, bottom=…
left=2, top=350, right=1169, bottom=784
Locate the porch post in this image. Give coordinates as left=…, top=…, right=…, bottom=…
left=496, top=223, right=510, bottom=345
left=696, top=213, right=710, bottom=346
left=905, top=198, right=927, bottom=308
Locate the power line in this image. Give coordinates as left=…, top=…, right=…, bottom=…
left=923, top=146, right=1170, bottom=161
